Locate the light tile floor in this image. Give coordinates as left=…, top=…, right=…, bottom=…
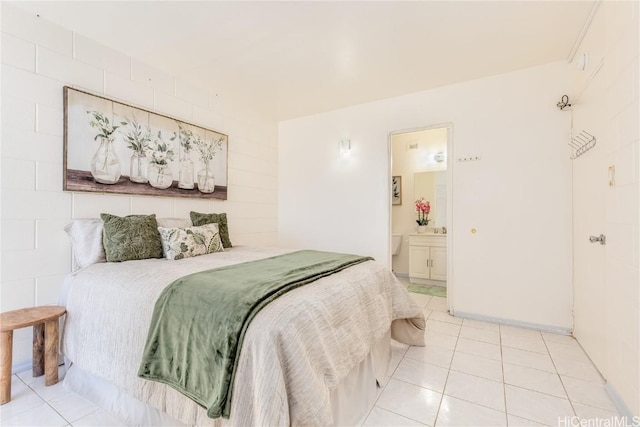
left=0, top=293, right=623, bottom=427
left=362, top=292, right=622, bottom=427
left=0, top=364, right=124, bottom=426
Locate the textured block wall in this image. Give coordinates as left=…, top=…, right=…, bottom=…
left=1, top=4, right=279, bottom=369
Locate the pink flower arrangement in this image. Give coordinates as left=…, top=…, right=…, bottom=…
left=415, top=198, right=431, bottom=226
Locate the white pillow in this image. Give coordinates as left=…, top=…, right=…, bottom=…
left=156, top=217, right=192, bottom=228
left=64, top=219, right=106, bottom=271
left=158, top=223, right=224, bottom=260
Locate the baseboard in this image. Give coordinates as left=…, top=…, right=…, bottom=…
left=605, top=381, right=638, bottom=422
left=452, top=310, right=572, bottom=335
left=12, top=355, right=65, bottom=375
left=12, top=360, right=32, bottom=375
left=393, top=272, right=409, bottom=278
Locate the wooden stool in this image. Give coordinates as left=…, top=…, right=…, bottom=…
left=0, top=306, right=66, bottom=405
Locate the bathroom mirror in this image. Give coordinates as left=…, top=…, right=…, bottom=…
left=414, top=171, right=447, bottom=227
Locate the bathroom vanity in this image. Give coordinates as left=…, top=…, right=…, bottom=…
left=408, top=234, right=447, bottom=284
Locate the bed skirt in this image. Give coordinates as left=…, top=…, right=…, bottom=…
left=63, top=329, right=392, bottom=426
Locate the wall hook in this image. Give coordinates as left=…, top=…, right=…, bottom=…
left=557, top=95, right=572, bottom=110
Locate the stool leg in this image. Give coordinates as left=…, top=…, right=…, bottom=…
left=33, top=324, right=44, bottom=377
left=44, top=320, right=58, bottom=386
left=1, top=330, right=13, bottom=404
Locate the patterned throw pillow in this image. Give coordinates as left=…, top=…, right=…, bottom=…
left=189, top=211, right=232, bottom=248
left=101, top=213, right=164, bottom=262
left=158, top=223, right=224, bottom=260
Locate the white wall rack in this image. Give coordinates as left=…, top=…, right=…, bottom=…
left=569, top=130, right=596, bottom=159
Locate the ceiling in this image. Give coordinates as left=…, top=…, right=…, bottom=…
left=11, top=1, right=595, bottom=121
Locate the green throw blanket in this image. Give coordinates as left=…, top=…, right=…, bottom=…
left=138, top=250, right=373, bottom=419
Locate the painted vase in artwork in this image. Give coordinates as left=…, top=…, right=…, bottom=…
left=148, top=164, right=172, bottom=189
left=129, top=152, right=148, bottom=183
left=197, top=161, right=215, bottom=194
left=178, top=159, right=195, bottom=189
left=90, top=137, right=121, bottom=184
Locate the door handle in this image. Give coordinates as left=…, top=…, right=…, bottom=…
left=589, top=234, right=606, bottom=245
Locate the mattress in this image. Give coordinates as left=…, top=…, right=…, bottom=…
left=60, top=246, right=425, bottom=426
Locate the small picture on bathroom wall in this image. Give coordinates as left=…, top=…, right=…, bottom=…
left=392, top=176, right=402, bottom=205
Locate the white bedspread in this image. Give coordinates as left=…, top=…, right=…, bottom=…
left=61, top=247, right=425, bottom=426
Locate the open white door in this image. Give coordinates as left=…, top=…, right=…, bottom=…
left=571, top=59, right=608, bottom=371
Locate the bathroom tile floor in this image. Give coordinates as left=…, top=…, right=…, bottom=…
left=0, top=292, right=624, bottom=427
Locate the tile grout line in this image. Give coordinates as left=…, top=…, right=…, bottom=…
left=363, top=338, right=415, bottom=424
left=440, top=330, right=570, bottom=421
left=431, top=308, right=461, bottom=427
left=367, top=360, right=428, bottom=424
left=32, top=366, right=104, bottom=426
left=499, top=324, right=509, bottom=426
left=502, top=335, right=559, bottom=426
left=24, top=367, right=75, bottom=425
left=375, top=300, right=435, bottom=424
left=3, top=372, right=70, bottom=425
left=502, top=329, right=580, bottom=425
left=542, top=333, right=579, bottom=417
left=44, top=400, right=72, bottom=426
left=500, top=332, right=558, bottom=426
left=3, top=374, right=44, bottom=421
left=370, top=296, right=447, bottom=426
left=543, top=335, right=617, bottom=416
left=65, top=406, right=102, bottom=426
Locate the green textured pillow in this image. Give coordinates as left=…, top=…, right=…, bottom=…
left=101, top=213, right=163, bottom=262
left=190, top=211, right=232, bottom=248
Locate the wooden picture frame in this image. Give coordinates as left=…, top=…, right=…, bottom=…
left=392, top=176, right=402, bottom=205
left=63, top=86, right=228, bottom=200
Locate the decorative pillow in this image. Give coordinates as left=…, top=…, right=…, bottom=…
left=101, top=213, right=164, bottom=262
left=190, top=211, right=232, bottom=248
left=156, top=217, right=192, bottom=228
left=158, top=223, right=224, bottom=260
left=64, top=219, right=106, bottom=271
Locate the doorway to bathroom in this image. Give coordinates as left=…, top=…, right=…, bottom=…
left=389, top=124, right=452, bottom=307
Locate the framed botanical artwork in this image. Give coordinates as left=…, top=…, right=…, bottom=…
left=392, top=176, right=402, bottom=205
left=63, top=86, right=228, bottom=200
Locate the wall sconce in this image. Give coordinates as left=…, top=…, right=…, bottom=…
left=340, top=139, right=351, bottom=157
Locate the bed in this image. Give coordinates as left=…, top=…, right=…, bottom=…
left=60, top=238, right=425, bottom=425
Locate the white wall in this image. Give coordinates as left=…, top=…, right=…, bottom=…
left=1, top=4, right=278, bottom=368
left=391, top=128, right=447, bottom=275
left=279, top=61, right=573, bottom=330
left=570, top=1, right=639, bottom=416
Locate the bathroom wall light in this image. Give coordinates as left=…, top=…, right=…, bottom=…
left=340, top=139, right=351, bottom=157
